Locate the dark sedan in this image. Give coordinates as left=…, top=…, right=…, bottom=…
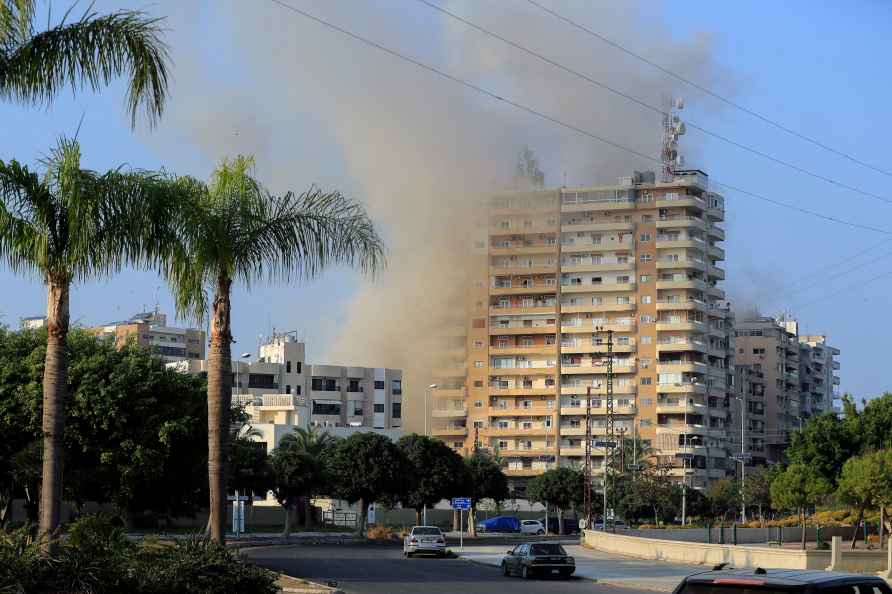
left=501, top=542, right=575, bottom=579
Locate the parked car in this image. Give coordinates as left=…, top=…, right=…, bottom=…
left=476, top=515, right=521, bottom=533
left=673, top=567, right=892, bottom=594
left=501, top=542, right=575, bottom=579
left=403, top=526, right=446, bottom=558
left=594, top=519, right=628, bottom=530
left=520, top=520, right=546, bottom=535
left=538, top=516, right=580, bottom=535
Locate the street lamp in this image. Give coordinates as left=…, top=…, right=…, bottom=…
left=425, top=384, right=437, bottom=436
left=234, top=352, right=252, bottom=396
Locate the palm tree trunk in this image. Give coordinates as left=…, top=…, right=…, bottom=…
left=800, top=507, right=806, bottom=550
left=282, top=502, right=292, bottom=538
left=558, top=507, right=564, bottom=535
left=304, top=496, right=312, bottom=529
left=38, top=277, right=70, bottom=550
left=358, top=498, right=368, bottom=537
left=469, top=506, right=477, bottom=537
left=416, top=509, right=422, bottom=526
left=207, top=276, right=233, bottom=545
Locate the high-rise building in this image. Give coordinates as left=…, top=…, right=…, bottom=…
left=734, top=316, right=839, bottom=464
left=431, top=169, right=734, bottom=490
left=90, top=309, right=205, bottom=363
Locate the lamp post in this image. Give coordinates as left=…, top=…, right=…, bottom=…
left=423, top=383, right=437, bottom=526
left=234, top=352, right=252, bottom=397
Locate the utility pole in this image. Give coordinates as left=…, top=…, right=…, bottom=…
left=740, top=395, right=747, bottom=523
left=604, top=329, right=615, bottom=533
left=584, top=385, right=592, bottom=528
left=617, top=427, right=627, bottom=475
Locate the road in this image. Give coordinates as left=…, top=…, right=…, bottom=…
left=242, top=544, right=657, bottom=594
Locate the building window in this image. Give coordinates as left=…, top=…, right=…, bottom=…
left=639, top=254, right=652, bottom=263
left=639, top=232, right=651, bottom=242
left=473, top=380, right=483, bottom=388
left=296, top=362, right=302, bottom=374
left=640, top=274, right=650, bottom=283
left=640, top=377, right=652, bottom=385
left=474, top=361, right=484, bottom=368
left=640, top=335, right=652, bottom=344
left=312, top=400, right=341, bottom=416
left=285, top=385, right=291, bottom=394
left=374, top=380, right=385, bottom=390
left=640, top=314, right=654, bottom=323
left=474, top=400, right=483, bottom=408
left=348, top=379, right=361, bottom=392
left=249, top=374, right=278, bottom=389
left=286, top=361, right=292, bottom=373
left=473, top=420, right=484, bottom=428
left=642, top=398, right=653, bottom=407
left=374, top=403, right=385, bottom=413
left=392, top=379, right=402, bottom=395
left=472, top=318, right=486, bottom=329
left=640, top=358, right=651, bottom=369
left=295, top=385, right=301, bottom=395
left=353, top=402, right=364, bottom=416
left=392, top=403, right=401, bottom=418
left=474, top=340, right=483, bottom=348
left=640, top=419, right=652, bottom=427
left=641, top=295, right=652, bottom=304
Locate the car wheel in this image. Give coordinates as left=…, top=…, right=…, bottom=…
left=406, top=552, right=412, bottom=558
left=521, top=565, right=530, bottom=579
left=502, top=562, right=510, bottom=576
left=536, top=529, right=545, bottom=535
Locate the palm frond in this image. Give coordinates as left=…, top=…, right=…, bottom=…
left=0, top=0, right=34, bottom=47
left=0, top=8, right=169, bottom=127
left=0, top=157, right=53, bottom=276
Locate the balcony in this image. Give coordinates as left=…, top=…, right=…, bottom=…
left=562, top=321, right=636, bottom=334
left=707, top=285, right=726, bottom=300
left=656, top=299, right=707, bottom=313
left=560, top=220, right=634, bottom=233
left=656, top=258, right=706, bottom=271
left=656, top=216, right=707, bottom=231
left=561, top=241, right=634, bottom=254
left=560, top=341, right=636, bottom=354
left=658, top=382, right=707, bottom=395
left=561, top=262, right=634, bottom=274
left=489, top=324, right=556, bottom=336
left=490, top=242, right=558, bottom=256
left=234, top=394, right=306, bottom=409
left=656, top=319, right=706, bottom=333
left=707, top=225, right=725, bottom=240
left=431, top=426, right=468, bottom=437
left=561, top=363, right=637, bottom=375
left=657, top=361, right=708, bottom=374
left=655, top=195, right=706, bottom=209
left=489, top=344, right=557, bottom=356
left=431, top=407, right=468, bottom=418
left=561, top=301, right=636, bottom=314
left=486, top=425, right=550, bottom=436
left=656, top=340, right=708, bottom=354
left=561, top=282, right=636, bottom=293
left=490, top=284, right=556, bottom=296
left=560, top=403, right=636, bottom=416
left=490, top=265, right=557, bottom=276
left=708, top=244, right=725, bottom=259
left=488, top=386, right=556, bottom=396
left=489, top=365, right=554, bottom=376
left=656, top=278, right=708, bottom=291
left=489, top=305, right=556, bottom=316
left=490, top=222, right=558, bottom=235
left=560, top=383, right=636, bottom=395
left=655, top=236, right=706, bottom=250
left=432, top=387, right=465, bottom=398
left=488, top=406, right=554, bottom=417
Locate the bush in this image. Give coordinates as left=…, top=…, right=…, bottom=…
left=0, top=518, right=279, bottom=594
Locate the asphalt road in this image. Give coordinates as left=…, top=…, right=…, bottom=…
left=242, top=544, right=651, bottom=594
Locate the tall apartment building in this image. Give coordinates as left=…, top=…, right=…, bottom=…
left=170, top=333, right=403, bottom=451
left=91, top=309, right=205, bottom=363
left=431, top=169, right=734, bottom=490
left=734, top=316, right=840, bottom=463
left=732, top=365, right=767, bottom=466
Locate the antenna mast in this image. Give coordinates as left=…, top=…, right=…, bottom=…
left=660, top=96, right=686, bottom=182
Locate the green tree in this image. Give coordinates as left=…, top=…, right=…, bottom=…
left=526, top=467, right=584, bottom=535
left=742, top=466, right=775, bottom=525
left=162, top=156, right=384, bottom=544
left=278, top=426, right=337, bottom=528
left=0, top=0, right=169, bottom=126
left=706, top=478, right=740, bottom=522
left=398, top=434, right=465, bottom=525
left=228, top=423, right=272, bottom=502
left=770, top=463, right=831, bottom=549
left=848, top=394, right=892, bottom=453
left=786, top=411, right=859, bottom=488
left=269, top=440, right=316, bottom=537
left=0, top=327, right=210, bottom=528
left=0, top=149, right=190, bottom=543
left=836, top=450, right=892, bottom=549
left=464, top=450, right=508, bottom=536
left=329, top=432, right=410, bottom=536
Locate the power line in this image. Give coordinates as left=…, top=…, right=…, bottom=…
left=523, top=0, right=892, bottom=181
left=415, top=0, right=892, bottom=206
left=791, top=268, right=892, bottom=312
left=766, top=247, right=892, bottom=305
left=266, top=0, right=892, bottom=237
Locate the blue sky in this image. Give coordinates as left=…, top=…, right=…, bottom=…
left=2, top=1, right=891, bottom=401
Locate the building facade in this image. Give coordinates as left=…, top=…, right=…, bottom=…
left=91, top=310, right=205, bottom=363
left=431, top=169, right=734, bottom=490
left=734, top=316, right=839, bottom=464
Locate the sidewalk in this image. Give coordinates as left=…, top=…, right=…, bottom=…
left=455, top=543, right=700, bottom=592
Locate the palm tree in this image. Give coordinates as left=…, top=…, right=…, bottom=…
left=0, top=0, right=169, bottom=126
left=280, top=426, right=336, bottom=528
left=0, top=137, right=182, bottom=545
left=164, top=156, right=384, bottom=544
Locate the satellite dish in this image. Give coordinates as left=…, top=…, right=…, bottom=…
left=675, top=97, right=685, bottom=110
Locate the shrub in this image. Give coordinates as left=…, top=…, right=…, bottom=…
left=0, top=525, right=48, bottom=594
left=67, top=513, right=130, bottom=555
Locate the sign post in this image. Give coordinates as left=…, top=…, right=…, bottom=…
left=452, top=497, right=471, bottom=551
left=228, top=492, right=250, bottom=538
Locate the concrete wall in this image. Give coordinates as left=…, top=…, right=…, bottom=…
left=623, top=526, right=859, bottom=545
left=583, top=530, right=889, bottom=574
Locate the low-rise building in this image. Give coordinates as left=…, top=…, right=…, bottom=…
left=91, top=309, right=205, bottom=363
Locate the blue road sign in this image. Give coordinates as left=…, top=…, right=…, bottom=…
left=452, top=497, right=471, bottom=510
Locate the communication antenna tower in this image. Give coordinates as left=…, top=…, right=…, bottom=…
left=661, top=96, right=686, bottom=182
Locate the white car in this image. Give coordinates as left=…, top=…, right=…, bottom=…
left=520, top=520, right=546, bottom=535
left=403, top=526, right=446, bottom=557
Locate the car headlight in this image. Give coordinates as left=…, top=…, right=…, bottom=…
left=567, top=556, right=575, bottom=564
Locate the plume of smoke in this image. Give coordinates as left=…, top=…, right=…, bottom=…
left=147, top=0, right=735, bottom=432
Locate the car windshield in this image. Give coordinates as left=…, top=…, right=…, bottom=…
left=412, top=527, right=441, bottom=536
left=530, top=544, right=566, bottom=555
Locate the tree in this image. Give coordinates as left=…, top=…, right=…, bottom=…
left=836, top=450, right=892, bottom=549
left=464, top=450, right=508, bottom=536
left=162, top=156, right=384, bottom=544
left=770, top=463, right=831, bottom=549
left=706, top=478, right=740, bottom=522
left=848, top=394, right=892, bottom=453
left=0, top=145, right=188, bottom=543
left=0, top=0, right=169, bottom=127
left=526, top=467, right=584, bottom=535
left=277, top=426, right=337, bottom=528
left=0, top=327, right=210, bottom=528
left=398, top=434, right=465, bottom=525
left=228, top=425, right=272, bottom=501
left=742, top=466, right=775, bottom=525
left=786, top=411, right=859, bottom=488
left=269, top=441, right=316, bottom=537
left=329, top=432, right=410, bottom=536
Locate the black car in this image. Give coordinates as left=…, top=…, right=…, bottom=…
left=674, top=567, right=892, bottom=594
left=501, top=542, right=575, bottom=579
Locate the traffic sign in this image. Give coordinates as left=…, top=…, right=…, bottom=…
left=675, top=452, right=694, bottom=460
left=730, top=453, right=752, bottom=461
left=451, top=497, right=471, bottom=510
left=594, top=440, right=616, bottom=448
